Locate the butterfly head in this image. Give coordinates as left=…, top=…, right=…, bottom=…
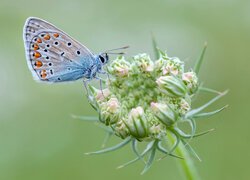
left=99, top=46, right=129, bottom=66
left=98, top=53, right=109, bottom=65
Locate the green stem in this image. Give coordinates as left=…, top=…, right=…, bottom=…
left=169, top=134, right=200, bottom=180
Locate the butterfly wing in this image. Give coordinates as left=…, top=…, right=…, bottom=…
left=23, top=17, right=96, bottom=82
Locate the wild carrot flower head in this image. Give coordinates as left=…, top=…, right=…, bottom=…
left=82, top=46, right=227, bottom=174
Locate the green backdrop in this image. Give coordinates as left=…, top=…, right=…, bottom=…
left=0, top=0, right=249, bottom=179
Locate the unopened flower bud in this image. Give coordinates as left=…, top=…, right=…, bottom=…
left=100, top=97, right=120, bottom=125
left=160, top=57, right=183, bottom=76
left=156, top=76, right=187, bottom=97
left=95, top=88, right=111, bottom=102
left=149, top=124, right=166, bottom=139
left=182, top=71, right=198, bottom=94
left=106, top=97, right=119, bottom=113
left=179, top=98, right=191, bottom=115
left=108, top=56, right=130, bottom=77
left=133, top=53, right=154, bottom=72
left=130, top=106, right=144, bottom=117
left=154, top=58, right=165, bottom=72
left=113, top=120, right=129, bottom=139
left=150, top=102, right=177, bottom=126
left=162, top=63, right=178, bottom=75
left=124, top=107, right=148, bottom=138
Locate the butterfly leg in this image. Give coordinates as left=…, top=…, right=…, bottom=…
left=83, top=79, right=91, bottom=101
left=98, top=69, right=111, bottom=85
left=107, top=73, right=111, bottom=85
left=95, top=76, right=105, bottom=98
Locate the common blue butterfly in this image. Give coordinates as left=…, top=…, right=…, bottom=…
left=23, top=17, right=127, bottom=84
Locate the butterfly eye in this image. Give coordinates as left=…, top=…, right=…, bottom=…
left=99, top=56, right=105, bottom=63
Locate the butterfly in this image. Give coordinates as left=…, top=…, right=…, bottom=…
left=23, top=17, right=127, bottom=85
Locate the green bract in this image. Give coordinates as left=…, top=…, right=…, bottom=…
left=78, top=45, right=227, bottom=174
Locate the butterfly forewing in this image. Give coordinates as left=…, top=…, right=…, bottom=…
left=23, top=17, right=96, bottom=82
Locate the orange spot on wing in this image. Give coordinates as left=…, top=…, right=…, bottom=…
left=34, top=52, right=41, bottom=58
left=53, top=33, right=59, bottom=38
left=41, top=70, right=47, bottom=79
left=44, top=34, right=50, bottom=40
left=37, top=38, right=42, bottom=43
left=34, top=61, right=43, bottom=68
left=33, top=43, right=39, bottom=50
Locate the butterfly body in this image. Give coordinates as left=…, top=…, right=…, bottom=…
left=23, top=17, right=108, bottom=83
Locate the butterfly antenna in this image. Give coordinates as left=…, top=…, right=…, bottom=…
left=105, top=46, right=129, bottom=53
left=105, top=52, right=125, bottom=55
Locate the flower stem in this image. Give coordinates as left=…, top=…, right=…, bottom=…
left=169, top=134, right=200, bottom=180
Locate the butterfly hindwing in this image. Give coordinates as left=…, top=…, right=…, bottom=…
left=23, top=17, right=96, bottom=82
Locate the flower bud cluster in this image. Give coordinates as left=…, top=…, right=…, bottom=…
left=89, top=51, right=199, bottom=141
left=84, top=45, right=227, bottom=174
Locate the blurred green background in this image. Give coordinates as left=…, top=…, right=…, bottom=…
left=0, top=0, right=249, bottom=179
